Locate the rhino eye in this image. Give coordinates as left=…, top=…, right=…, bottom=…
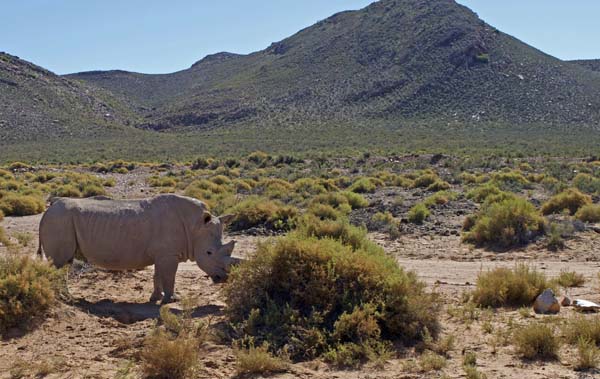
left=207, top=251, right=213, bottom=256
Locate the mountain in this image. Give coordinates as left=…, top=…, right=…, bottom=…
left=66, top=0, right=600, bottom=131
left=0, top=52, right=137, bottom=142
left=3, top=0, right=600, bottom=148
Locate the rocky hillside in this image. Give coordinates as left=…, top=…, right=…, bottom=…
left=0, top=53, right=136, bottom=142
left=67, top=0, right=600, bottom=131
left=4, top=0, right=600, bottom=143
left=571, top=59, right=600, bottom=73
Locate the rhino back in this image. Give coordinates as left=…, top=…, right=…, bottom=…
left=67, top=197, right=186, bottom=270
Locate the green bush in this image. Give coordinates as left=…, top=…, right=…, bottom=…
left=408, top=203, right=430, bottom=224
left=463, top=197, right=544, bottom=248
left=541, top=188, right=591, bottom=215
left=293, top=178, right=328, bottom=197
left=349, top=177, right=383, bottom=194
left=427, top=180, right=451, bottom=192
left=466, top=183, right=503, bottom=203
left=576, top=204, right=600, bottom=223
left=224, top=236, right=439, bottom=363
left=308, top=203, right=342, bottom=220
left=0, top=255, right=67, bottom=334
left=295, top=215, right=377, bottom=252
left=342, top=191, right=369, bottom=209
left=490, top=170, right=530, bottom=191
left=472, top=264, right=552, bottom=308
left=227, top=196, right=297, bottom=231
left=0, top=193, right=45, bottom=216
left=573, top=173, right=600, bottom=194
left=423, top=191, right=457, bottom=207
left=413, top=172, right=439, bottom=189
left=311, top=192, right=348, bottom=208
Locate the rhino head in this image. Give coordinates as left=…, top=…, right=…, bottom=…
left=193, top=212, right=239, bottom=283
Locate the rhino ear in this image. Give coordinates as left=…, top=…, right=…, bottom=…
left=202, top=211, right=213, bottom=224
left=219, top=214, right=235, bottom=225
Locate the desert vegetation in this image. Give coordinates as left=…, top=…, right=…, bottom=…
left=1, top=152, right=600, bottom=378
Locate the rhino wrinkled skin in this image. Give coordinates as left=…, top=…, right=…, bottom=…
left=38, top=194, right=236, bottom=304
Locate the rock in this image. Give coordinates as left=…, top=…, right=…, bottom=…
left=560, top=296, right=571, bottom=307
left=533, top=289, right=560, bottom=314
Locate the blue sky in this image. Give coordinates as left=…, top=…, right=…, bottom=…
left=1, top=1, right=599, bottom=75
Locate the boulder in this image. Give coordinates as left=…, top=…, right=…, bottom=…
left=560, top=296, right=571, bottom=307
left=533, top=289, right=560, bottom=314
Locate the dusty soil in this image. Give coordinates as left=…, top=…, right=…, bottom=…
left=2, top=170, right=600, bottom=379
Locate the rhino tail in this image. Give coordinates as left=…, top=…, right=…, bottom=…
left=37, top=235, right=43, bottom=259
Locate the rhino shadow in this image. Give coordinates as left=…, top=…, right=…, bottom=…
left=75, top=299, right=223, bottom=324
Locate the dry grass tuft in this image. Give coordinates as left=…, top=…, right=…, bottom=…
left=234, top=341, right=288, bottom=375
left=575, top=337, right=599, bottom=371
left=514, top=323, right=560, bottom=360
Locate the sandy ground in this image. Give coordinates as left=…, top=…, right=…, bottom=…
left=2, top=180, right=600, bottom=378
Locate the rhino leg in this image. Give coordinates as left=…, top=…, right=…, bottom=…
left=155, top=257, right=179, bottom=305
left=39, top=214, right=78, bottom=268
left=149, top=271, right=163, bottom=302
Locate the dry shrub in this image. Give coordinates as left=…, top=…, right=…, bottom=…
left=463, top=197, right=545, bottom=248
left=227, top=196, right=297, bottom=231
left=464, top=364, right=488, bottom=379
left=576, top=204, right=600, bottom=223
left=234, top=340, right=288, bottom=375
left=51, top=184, right=82, bottom=198
left=575, top=337, right=599, bottom=371
left=224, top=235, right=439, bottom=365
left=564, top=317, right=600, bottom=346
left=555, top=270, right=585, bottom=288
left=541, top=188, right=592, bottom=215
left=0, top=193, right=45, bottom=216
left=140, top=304, right=205, bottom=379
left=140, top=329, right=199, bottom=379
left=426, top=180, right=451, bottom=192
left=514, top=323, right=560, bottom=360
left=0, top=210, right=7, bottom=246
left=472, top=264, right=551, bottom=308
left=0, top=254, right=67, bottom=334
left=418, top=351, right=447, bottom=372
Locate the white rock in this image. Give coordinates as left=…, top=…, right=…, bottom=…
left=573, top=299, right=600, bottom=312
left=533, top=289, right=560, bottom=314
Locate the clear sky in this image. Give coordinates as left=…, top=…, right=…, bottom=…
left=1, top=1, right=599, bottom=75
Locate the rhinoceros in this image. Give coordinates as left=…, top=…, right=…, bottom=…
left=38, top=194, right=237, bottom=304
